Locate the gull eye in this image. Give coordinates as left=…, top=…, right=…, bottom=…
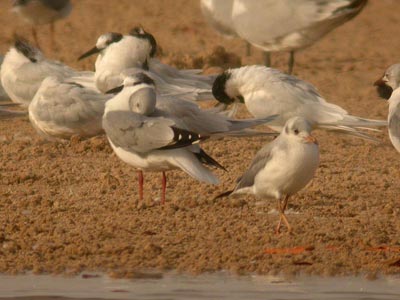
left=294, top=129, right=299, bottom=135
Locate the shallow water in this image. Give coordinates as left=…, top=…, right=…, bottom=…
left=0, top=273, right=400, bottom=300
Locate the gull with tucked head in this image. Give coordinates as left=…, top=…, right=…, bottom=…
left=212, top=65, right=387, bottom=141
left=103, top=71, right=278, bottom=204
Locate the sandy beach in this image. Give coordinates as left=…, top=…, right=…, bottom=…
left=0, top=0, right=399, bottom=277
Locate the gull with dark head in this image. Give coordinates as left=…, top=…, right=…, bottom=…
left=12, top=0, right=72, bottom=47
left=212, top=65, right=387, bottom=141
left=1, top=38, right=95, bottom=107
left=78, top=27, right=216, bottom=99
left=103, top=71, right=278, bottom=204
left=374, top=64, right=400, bottom=153
left=216, top=117, right=320, bottom=234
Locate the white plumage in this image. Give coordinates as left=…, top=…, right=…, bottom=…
left=29, top=76, right=111, bottom=140
left=213, top=65, right=386, bottom=140
left=217, top=117, right=320, bottom=233
left=0, top=39, right=95, bottom=107
left=78, top=29, right=216, bottom=99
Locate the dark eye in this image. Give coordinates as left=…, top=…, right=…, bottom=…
left=294, top=129, right=299, bottom=135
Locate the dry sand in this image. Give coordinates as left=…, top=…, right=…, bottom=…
left=0, top=0, right=399, bottom=278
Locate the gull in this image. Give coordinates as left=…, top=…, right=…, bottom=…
left=12, top=0, right=72, bottom=47
left=1, top=38, right=95, bottom=107
left=215, top=117, right=319, bottom=234
left=78, top=27, right=216, bottom=99
left=200, top=0, right=251, bottom=56
left=212, top=65, right=387, bottom=140
left=374, top=64, right=400, bottom=152
left=29, top=76, right=112, bottom=140
left=103, top=72, right=278, bottom=204
left=231, top=0, right=368, bottom=73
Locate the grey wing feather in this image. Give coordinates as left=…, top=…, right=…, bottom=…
left=155, top=96, right=232, bottom=134
left=235, top=143, right=274, bottom=190
left=103, top=111, right=176, bottom=153
left=33, top=79, right=109, bottom=125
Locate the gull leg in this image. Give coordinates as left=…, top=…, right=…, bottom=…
left=264, top=51, right=271, bottom=67
left=32, top=26, right=39, bottom=48
left=288, top=51, right=295, bottom=74
left=138, top=170, right=144, bottom=201
left=161, top=172, right=167, bottom=205
left=245, top=41, right=252, bottom=56
left=275, top=198, right=283, bottom=234
left=275, top=195, right=292, bottom=234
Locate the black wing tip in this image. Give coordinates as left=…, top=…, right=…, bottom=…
left=195, top=149, right=227, bottom=171
left=158, top=127, right=209, bottom=150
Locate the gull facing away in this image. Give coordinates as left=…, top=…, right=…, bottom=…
left=78, top=27, right=216, bottom=99
left=103, top=72, right=278, bottom=204
left=29, top=76, right=112, bottom=140
left=216, top=117, right=320, bottom=233
left=1, top=39, right=95, bottom=107
left=200, top=0, right=251, bottom=56
left=231, top=0, right=368, bottom=73
left=12, top=0, right=72, bottom=47
left=374, top=64, right=400, bottom=152
left=212, top=65, right=387, bottom=141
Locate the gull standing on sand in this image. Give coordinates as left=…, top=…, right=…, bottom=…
left=216, top=117, right=320, bottom=233
left=12, top=0, right=72, bottom=47
left=1, top=39, right=95, bottom=107
left=374, top=64, right=400, bottom=152
left=231, top=0, right=368, bottom=73
left=103, top=72, right=278, bottom=204
left=29, top=76, right=112, bottom=140
left=78, top=27, right=216, bottom=99
left=212, top=65, right=386, bottom=140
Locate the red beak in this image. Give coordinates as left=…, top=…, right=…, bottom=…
left=304, top=135, right=318, bottom=145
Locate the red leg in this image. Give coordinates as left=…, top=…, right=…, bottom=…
left=161, top=172, right=167, bottom=205
left=138, top=170, right=144, bottom=201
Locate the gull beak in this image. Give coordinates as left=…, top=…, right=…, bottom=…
left=304, top=135, right=318, bottom=145
left=105, top=85, right=124, bottom=94
left=78, top=46, right=101, bottom=61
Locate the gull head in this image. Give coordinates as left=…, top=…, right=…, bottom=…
left=13, top=38, right=42, bottom=63
left=283, top=117, right=317, bottom=145
left=129, top=26, right=157, bottom=58
left=78, top=32, right=123, bottom=60
left=374, top=64, right=400, bottom=99
left=125, top=73, right=156, bottom=115
left=212, top=71, right=243, bottom=105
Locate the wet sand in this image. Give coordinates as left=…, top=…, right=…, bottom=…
left=0, top=0, right=399, bottom=277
